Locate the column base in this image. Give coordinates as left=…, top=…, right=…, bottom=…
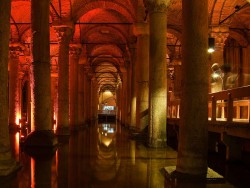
left=0, top=160, right=21, bottom=177
left=24, top=130, right=58, bottom=147
left=163, top=166, right=225, bottom=184
left=148, top=138, right=167, bottom=148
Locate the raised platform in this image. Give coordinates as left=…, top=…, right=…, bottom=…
left=163, top=166, right=225, bottom=184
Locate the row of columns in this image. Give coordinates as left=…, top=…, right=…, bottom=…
left=2, top=0, right=215, bottom=179
left=1, top=0, right=95, bottom=175
left=0, top=0, right=19, bottom=176
left=119, top=0, right=210, bottom=178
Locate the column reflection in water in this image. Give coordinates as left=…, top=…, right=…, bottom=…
left=9, top=132, right=20, bottom=161
left=57, top=140, right=69, bottom=188
left=31, top=156, right=53, bottom=188
left=68, top=132, right=78, bottom=188
left=129, top=139, right=148, bottom=188
left=77, top=128, right=89, bottom=185
left=92, top=123, right=120, bottom=184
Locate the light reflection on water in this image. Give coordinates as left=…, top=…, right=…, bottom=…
left=10, top=121, right=172, bottom=188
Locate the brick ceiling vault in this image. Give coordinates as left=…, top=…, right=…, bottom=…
left=9, top=0, right=250, bottom=92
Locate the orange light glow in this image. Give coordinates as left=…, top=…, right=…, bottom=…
left=31, top=158, right=35, bottom=188
left=15, top=113, right=21, bottom=126
left=53, top=112, right=57, bottom=132
left=15, top=132, right=20, bottom=160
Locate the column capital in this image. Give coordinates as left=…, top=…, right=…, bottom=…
left=210, top=26, right=229, bottom=51
left=9, top=44, right=23, bottom=59
left=144, top=0, right=171, bottom=13
left=18, top=71, right=25, bottom=79
left=54, top=26, right=74, bottom=44
left=69, top=45, right=82, bottom=58
left=133, top=22, right=149, bottom=36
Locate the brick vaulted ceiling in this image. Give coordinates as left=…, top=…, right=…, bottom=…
left=10, top=0, right=250, bottom=92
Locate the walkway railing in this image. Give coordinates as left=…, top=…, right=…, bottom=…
left=168, top=86, right=250, bottom=124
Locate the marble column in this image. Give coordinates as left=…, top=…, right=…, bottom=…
left=176, top=0, right=208, bottom=177
left=129, top=44, right=137, bottom=128
left=134, top=23, right=149, bottom=131
left=69, top=45, right=82, bottom=130
left=25, top=0, right=55, bottom=146
left=145, top=0, right=169, bottom=147
left=0, top=0, right=20, bottom=176
left=54, top=25, right=73, bottom=135
left=8, top=45, right=22, bottom=129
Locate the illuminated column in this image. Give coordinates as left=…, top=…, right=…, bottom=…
left=51, top=76, right=58, bottom=130
left=145, top=0, right=169, bottom=147
left=134, top=23, right=149, bottom=131
left=90, top=77, right=95, bottom=120
left=54, top=25, right=73, bottom=135
left=176, top=0, right=208, bottom=177
left=126, top=60, right=131, bottom=126
left=69, top=45, right=82, bottom=130
left=78, top=45, right=87, bottom=127
left=25, top=0, right=55, bottom=147
left=92, top=78, right=99, bottom=120
left=78, top=64, right=84, bottom=126
left=210, top=26, right=229, bottom=66
left=129, top=43, right=137, bottom=128
left=8, top=45, right=22, bottom=128
left=0, top=0, right=19, bottom=176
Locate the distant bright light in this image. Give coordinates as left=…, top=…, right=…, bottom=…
left=104, top=90, right=111, bottom=93
left=208, top=48, right=215, bottom=53
left=212, top=73, right=220, bottom=78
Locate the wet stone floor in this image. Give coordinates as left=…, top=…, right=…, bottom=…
left=1, top=121, right=250, bottom=188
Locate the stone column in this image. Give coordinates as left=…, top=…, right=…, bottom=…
left=0, top=0, right=20, bottom=176
left=126, top=60, right=131, bottom=126
left=90, top=77, right=95, bottom=121
left=8, top=45, right=22, bottom=129
left=120, top=71, right=128, bottom=126
left=51, top=76, right=58, bottom=130
left=69, top=45, right=82, bottom=130
left=54, top=25, right=73, bottom=135
left=129, top=44, right=137, bottom=129
left=116, top=84, right=122, bottom=121
left=83, top=66, right=91, bottom=125
left=134, top=23, right=149, bottom=131
left=176, top=0, right=208, bottom=177
left=145, top=0, right=169, bottom=147
left=91, top=79, right=98, bottom=120
left=25, top=0, right=55, bottom=146
left=78, top=64, right=84, bottom=127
